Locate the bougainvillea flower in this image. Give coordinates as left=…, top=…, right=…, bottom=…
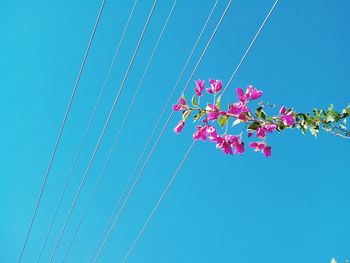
left=193, top=125, right=207, bottom=141
left=172, top=97, right=188, bottom=112
left=236, top=86, right=262, bottom=102
left=236, top=88, right=247, bottom=103
left=216, top=136, right=233, bottom=155
left=281, top=111, right=295, bottom=126
left=249, top=141, right=271, bottom=158
left=256, top=127, right=266, bottom=138
left=279, top=106, right=295, bottom=126
left=179, top=97, right=186, bottom=105
left=172, top=104, right=181, bottom=111
left=206, top=79, right=222, bottom=94
left=263, top=124, right=277, bottom=132
left=195, top=79, right=205, bottom=96
left=263, top=146, right=271, bottom=158
left=206, top=104, right=220, bottom=121
left=246, top=85, right=262, bottom=100
left=227, top=102, right=249, bottom=116
left=256, top=123, right=277, bottom=138
left=249, top=142, right=266, bottom=151
left=206, top=125, right=218, bottom=142
left=279, top=106, right=287, bottom=115
left=174, top=120, right=185, bottom=134
left=234, top=141, right=245, bottom=154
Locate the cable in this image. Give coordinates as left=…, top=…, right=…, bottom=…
left=48, top=1, right=159, bottom=261
left=91, top=1, right=233, bottom=262
left=222, top=0, right=280, bottom=95
left=123, top=1, right=281, bottom=261
left=122, top=141, right=195, bottom=263
left=36, top=1, right=138, bottom=261
left=61, top=1, right=177, bottom=261
left=17, top=1, right=107, bottom=262
left=88, top=0, right=219, bottom=260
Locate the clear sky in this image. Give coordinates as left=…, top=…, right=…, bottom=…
left=1, top=0, right=350, bottom=262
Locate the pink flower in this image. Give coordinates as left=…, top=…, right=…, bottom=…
left=228, top=102, right=249, bottom=116
left=279, top=106, right=295, bottom=126
left=281, top=112, right=294, bottom=126
left=263, top=146, right=271, bottom=158
left=216, top=136, right=233, bottom=155
left=249, top=142, right=266, bottom=151
left=279, top=106, right=287, bottom=115
left=249, top=141, right=272, bottom=158
left=172, top=97, right=188, bottom=112
left=236, top=86, right=262, bottom=103
left=256, top=127, right=266, bottom=138
left=206, top=125, right=218, bottom=142
left=172, top=104, right=181, bottom=111
left=206, top=79, right=222, bottom=94
left=236, top=88, right=247, bottom=103
left=173, top=97, right=187, bottom=111
left=263, top=124, right=277, bottom=132
left=174, top=120, right=185, bottom=134
left=256, top=124, right=277, bottom=138
left=246, top=85, right=262, bottom=100
left=215, top=135, right=244, bottom=155
left=193, top=125, right=207, bottom=141
left=234, top=141, right=245, bottom=154
left=179, top=97, right=186, bottom=105
left=206, top=104, right=220, bottom=121
left=195, top=79, right=205, bottom=96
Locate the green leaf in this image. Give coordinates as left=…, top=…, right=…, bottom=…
left=232, top=118, right=242, bottom=126
left=218, top=115, right=228, bottom=128
left=277, top=122, right=286, bottom=131
left=255, top=106, right=267, bottom=120
left=248, top=121, right=261, bottom=131
left=216, top=95, right=221, bottom=109
left=191, top=95, right=198, bottom=107
left=182, top=110, right=191, bottom=121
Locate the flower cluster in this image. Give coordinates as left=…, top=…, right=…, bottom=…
left=173, top=79, right=350, bottom=158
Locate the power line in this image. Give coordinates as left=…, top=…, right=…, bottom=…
left=88, top=1, right=219, bottom=261
left=36, top=1, right=138, bottom=261
left=48, top=1, right=159, bottom=261
left=60, top=1, right=177, bottom=261
left=222, top=0, right=280, bottom=95
left=122, top=141, right=195, bottom=263
left=91, top=1, right=233, bottom=262
left=17, top=0, right=107, bottom=262
left=122, top=1, right=280, bottom=261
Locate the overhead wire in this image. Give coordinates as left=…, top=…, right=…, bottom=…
left=88, top=0, right=219, bottom=261
left=60, top=1, right=177, bottom=261
left=17, top=0, right=107, bottom=262
left=91, top=1, right=233, bottom=262
left=222, top=0, right=280, bottom=95
left=48, top=1, right=159, bottom=261
left=122, top=1, right=280, bottom=261
left=36, top=1, right=138, bottom=261
left=122, top=141, right=195, bottom=263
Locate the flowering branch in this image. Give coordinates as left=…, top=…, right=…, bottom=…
left=173, top=79, right=350, bottom=158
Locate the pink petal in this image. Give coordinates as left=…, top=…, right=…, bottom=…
left=263, top=146, right=271, bottom=158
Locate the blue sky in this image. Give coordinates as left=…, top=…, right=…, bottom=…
left=1, top=0, right=350, bottom=262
